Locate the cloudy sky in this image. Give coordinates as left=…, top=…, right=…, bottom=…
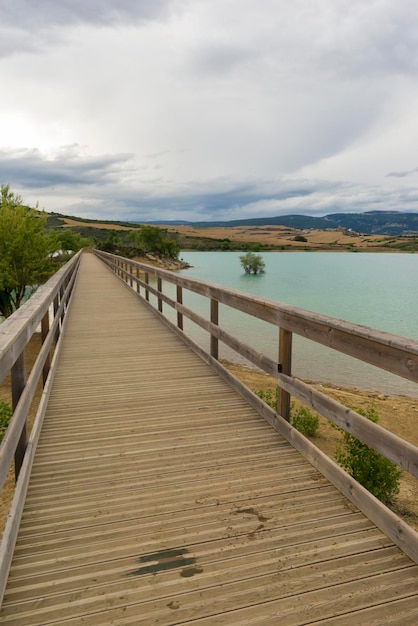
left=1, top=0, right=418, bottom=222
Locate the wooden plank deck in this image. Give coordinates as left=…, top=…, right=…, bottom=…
left=1, top=252, right=418, bottom=625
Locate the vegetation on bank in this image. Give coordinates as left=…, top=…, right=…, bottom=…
left=334, top=404, right=402, bottom=504
left=0, top=185, right=93, bottom=318
left=256, top=385, right=401, bottom=505
left=1, top=187, right=186, bottom=318
left=0, top=401, right=12, bottom=443
left=256, top=389, right=320, bottom=437
left=47, top=213, right=418, bottom=253
left=95, top=225, right=181, bottom=259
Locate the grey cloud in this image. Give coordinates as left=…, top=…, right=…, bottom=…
left=0, top=0, right=174, bottom=29
left=0, top=143, right=341, bottom=218
left=0, top=0, right=178, bottom=57
left=0, top=146, right=134, bottom=188
left=386, top=167, right=418, bottom=178
left=3, top=142, right=418, bottom=221
left=189, top=43, right=255, bottom=77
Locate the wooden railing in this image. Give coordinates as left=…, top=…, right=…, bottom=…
left=0, top=251, right=81, bottom=532
left=95, top=250, right=418, bottom=562
left=95, top=251, right=418, bottom=463
left=0, top=252, right=82, bottom=602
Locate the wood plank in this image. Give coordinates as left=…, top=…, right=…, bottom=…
left=1, top=252, right=418, bottom=625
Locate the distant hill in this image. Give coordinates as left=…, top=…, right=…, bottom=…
left=324, top=211, right=418, bottom=235
left=189, top=215, right=335, bottom=229
left=155, top=211, right=418, bottom=235
left=48, top=210, right=418, bottom=236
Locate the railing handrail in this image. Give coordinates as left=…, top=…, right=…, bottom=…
left=0, top=251, right=82, bottom=605
left=0, top=251, right=82, bottom=486
left=0, top=252, right=82, bottom=384
left=94, top=250, right=418, bottom=380
left=94, top=249, right=418, bottom=483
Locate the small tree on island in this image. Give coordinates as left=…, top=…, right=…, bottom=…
left=239, top=251, right=265, bottom=274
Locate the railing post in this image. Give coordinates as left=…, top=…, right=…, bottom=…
left=53, top=293, right=60, bottom=341
left=41, top=310, right=51, bottom=385
left=145, top=272, right=149, bottom=302
left=136, top=267, right=140, bottom=294
left=129, top=264, right=133, bottom=288
left=157, top=277, right=163, bottom=313
left=176, top=286, right=183, bottom=330
left=278, top=328, right=292, bottom=421
left=210, top=299, right=219, bottom=360
left=59, top=284, right=65, bottom=323
left=11, top=352, right=27, bottom=480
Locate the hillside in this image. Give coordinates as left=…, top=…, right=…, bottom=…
left=325, top=211, right=418, bottom=235
left=153, top=211, right=418, bottom=236
left=46, top=211, right=418, bottom=253
left=47, top=210, right=418, bottom=236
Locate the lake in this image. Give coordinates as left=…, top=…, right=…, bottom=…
left=174, top=251, right=418, bottom=397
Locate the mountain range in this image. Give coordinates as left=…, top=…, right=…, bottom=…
left=151, top=211, right=418, bottom=236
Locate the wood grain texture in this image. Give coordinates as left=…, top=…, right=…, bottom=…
left=1, top=253, right=418, bottom=625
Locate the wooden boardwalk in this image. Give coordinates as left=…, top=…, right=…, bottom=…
left=1, top=253, right=418, bottom=625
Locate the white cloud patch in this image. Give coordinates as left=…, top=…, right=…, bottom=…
left=0, top=0, right=417, bottom=221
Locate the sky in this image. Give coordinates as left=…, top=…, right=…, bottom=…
left=1, top=0, right=418, bottom=223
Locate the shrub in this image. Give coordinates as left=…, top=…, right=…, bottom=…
left=255, top=388, right=319, bottom=436
left=334, top=404, right=401, bottom=504
left=0, top=401, right=12, bottom=443
left=239, top=252, right=265, bottom=274
left=255, top=387, right=278, bottom=409
left=291, top=405, right=319, bottom=436
left=293, top=234, right=307, bottom=242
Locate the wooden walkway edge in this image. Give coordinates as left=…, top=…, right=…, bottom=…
left=1, top=253, right=417, bottom=624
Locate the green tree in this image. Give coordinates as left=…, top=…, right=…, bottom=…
left=0, top=185, right=55, bottom=318
left=138, top=225, right=165, bottom=253
left=239, top=251, right=266, bottom=274
left=54, top=228, right=92, bottom=252
left=129, top=225, right=179, bottom=259
left=160, top=238, right=180, bottom=259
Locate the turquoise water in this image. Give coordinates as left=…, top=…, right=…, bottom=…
left=173, top=251, right=418, bottom=396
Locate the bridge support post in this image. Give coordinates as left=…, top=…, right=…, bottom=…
left=136, top=267, right=140, bottom=293
left=59, top=285, right=65, bottom=324
left=278, top=328, right=292, bottom=422
left=11, top=352, right=27, bottom=480
left=157, top=277, right=163, bottom=312
left=210, top=299, right=219, bottom=360
left=41, top=311, right=51, bottom=385
left=176, top=286, right=183, bottom=330
left=53, top=294, right=60, bottom=341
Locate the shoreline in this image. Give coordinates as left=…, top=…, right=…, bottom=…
left=221, top=359, right=418, bottom=400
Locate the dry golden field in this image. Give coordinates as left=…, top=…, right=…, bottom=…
left=162, top=223, right=396, bottom=250
left=60, top=216, right=413, bottom=251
